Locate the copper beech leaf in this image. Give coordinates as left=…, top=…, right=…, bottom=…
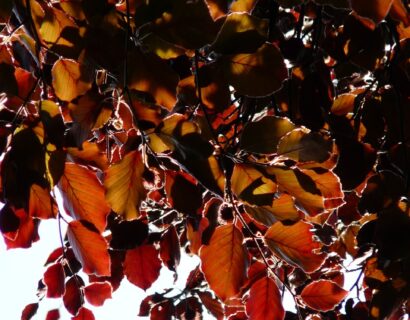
left=45, top=309, right=60, bottom=320
left=84, top=282, right=112, bottom=306
left=199, top=224, right=249, bottom=301
left=197, top=291, right=224, bottom=320
left=300, top=280, right=348, bottom=312
left=246, top=276, right=285, bottom=320
left=52, top=59, right=92, bottom=102
left=160, top=225, right=181, bottom=272
left=71, top=307, right=95, bottom=320
left=21, top=303, right=39, bottom=320
left=67, top=220, right=111, bottom=276
left=29, top=184, right=57, bottom=219
left=123, top=244, right=162, bottom=290
left=59, top=163, right=110, bottom=233
left=104, top=150, right=146, bottom=220
left=43, top=262, right=66, bottom=298
left=351, top=0, right=394, bottom=24
left=264, top=220, right=326, bottom=273
left=63, top=276, right=84, bottom=316
left=221, top=43, right=287, bottom=97
left=240, top=116, right=295, bottom=154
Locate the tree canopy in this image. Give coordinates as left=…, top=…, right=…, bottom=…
left=0, top=0, right=410, bottom=319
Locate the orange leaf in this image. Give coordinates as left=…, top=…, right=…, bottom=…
left=52, top=59, right=92, bottom=102
left=264, top=220, right=326, bottom=273
left=246, top=276, right=285, bottom=320
left=84, top=282, right=112, bottom=306
left=67, top=141, right=109, bottom=171
left=300, top=280, right=348, bottom=311
left=199, top=224, right=249, bottom=301
left=104, top=150, right=146, bottom=220
left=67, top=220, right=111, bottom=276
left=43, top=262, right=66, bottom=298
left=29, top=184, right=57, bottom=219
left=123, top=244, right=162, bottom=290
left=197, top=291, right=224, bottom=320
left=186, top=217, right=210, bottom=254
left=59, top=163, right=110, bottom=232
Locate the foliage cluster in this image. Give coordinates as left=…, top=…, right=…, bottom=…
left=0, top=0, right=409, bottom=319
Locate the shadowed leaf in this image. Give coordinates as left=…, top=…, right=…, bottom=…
left=300, top=280, right=348, bottom=311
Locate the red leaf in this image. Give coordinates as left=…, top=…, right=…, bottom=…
left=4, top=209, right=40, bottom=249
left=59, top=163, right=110, bottom=233
left=63, top=276, right=84, bottom=316
left=71, top=307, right=95, bottom=320
left=246, top=277, right=285, bottom=320
left=21, top=303, right=38, bottom=320
left=124, top=244, right=162, bottom=290
left=44, top=262, right=66, bottom=298
left=67, top=220, right=111, bottom=276
left=45, top=309, right=60, bottom=320
left=197, top=291, right=224, bottom=320
left=160, top=225, right=181, bottom=272
left=199, top=224, right=249, bottom=301
left=84, top=281, right=112, bottom=306
left=300, top=280, right=348, bottom=312
left=264, top=220, right=326, bottom=273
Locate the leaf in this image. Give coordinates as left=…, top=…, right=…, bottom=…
left=264, top=220, right=326, bottom=273
left=127, top=48, right=179, bottom=110
left=71, top=307, right=95, bottom=320
left=197, top=291, right=224, bottom=320
left=52, top=59, right=92, bottom=102
left=160, top=225, right=181, bottom=272
left=59, top=163, right=110, bottom=232
left=231, top=164, right=277, bottom=207
left=240, top=116, right=296, bottom=154
left=45, top=309, right=60, bottom=320
left=221, top=43, right=287, bottom=97
left=277, top=129, right=333, bottom=163
left=63, top=276, right=84, bottom=316
left=331, top=93, right=356, bottom=115
left=0, top=0, right=12, bottom=22
left=29, top=184, right=57, bottom=219
left=211, top=12, right=268, bottom=54
left=67, top=141, right=109, bottom=171
left=266, top=166, right=325, bottom=216
left=4, top=209, right=40, bottom=249
left=246, top=276, right=285, bottom=320
left=351, top=0, right=394, bottom=24
left=84, top=282, right=112, bottom=306
left=300, top=280, right=348, bottom=312
left=44, top=262, right=66, bottom=298
left=109, top=219, right=149, bottom=250
left=21, top=303, right=39, bottom=320
left=199, top=224, right=249, bottom=301
left=165, top=171, right=203, bottom=216
left=124, top=244, right=162, bottom=290
left=67, top=220, right=111, bottom=276
left=104, top=150, right=146, bottom=220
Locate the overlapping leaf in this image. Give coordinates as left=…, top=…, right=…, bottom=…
left=84, top=282, right=112, bottom=306
left=43, top=262, right=66, bottom=298
left=246, top=276, right=285, bottom=320
left=104, top=150, right=146, bottom=220
left=67, top=220, right=111, bottom=276
left=199, top=224, right=249, bottom=301
left=300, top=280, right=348, bottom=311
left=59, top=163, right=110, bottom=232
left=264, top=220, right=326, bottom=273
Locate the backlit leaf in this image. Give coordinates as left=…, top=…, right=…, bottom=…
left=277, top=129, right=333, bottom=163
left=52, top=59, right=92, bottom=102
left=45, top=309, right=60, bottom=320
left=197, top=291, right=224, bottom=320
left=84, top=282, right=112, bottom=306
left=240, top=116, right=295, bottom=154
left=264, top=220, right=326, bottom=273
left=221, top=43, right=287, bottom=97
left=67, top=220, right=111, bottom=276
left=71, top=307, right=95, bottom=320
left=4, top=209, right=40, bottom=249
left=331, top=93, right=356, bottom=116
left=44, top=262, right=66, bottom=298
left=351, top=0, right=394, bottom=24
left=21, top=303, right=39, bottom=320
left=246, top=276, right=285, bottom=320
left=59, top=163, right=110, bottom=232
left=104, top=150, right=146, bottom=220
left=300, top=280, right=348, bottom=311
left=29, top=184, right=57, bottom=219
left=67, top=141, right=109, bottom=171
left=124, top=244, right=162, bottom=290
left=160, top=225, right=181, bottom=272
left=63, top=276, right=84, bottom=316
left=212, top=13, right=268, bottom=54
left=199, top=224, right=249, bottom=301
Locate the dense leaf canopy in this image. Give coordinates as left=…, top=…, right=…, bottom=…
left=0, top=0, right=409, bottom=319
